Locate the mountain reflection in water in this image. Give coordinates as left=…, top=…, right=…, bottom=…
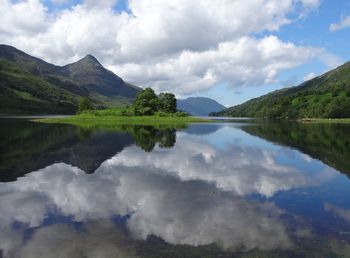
left=0, top=119, right=350, bottom=257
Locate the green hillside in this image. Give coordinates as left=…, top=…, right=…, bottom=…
left=213, top=62, right=350, bottom=118
left=0, top=44, right=140, bottom=114
left=0, top=59, right=77, bottom=114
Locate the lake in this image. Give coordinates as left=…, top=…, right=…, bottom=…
left=1, top=118, right=350, bottom=257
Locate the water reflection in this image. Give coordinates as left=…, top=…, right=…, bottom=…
left=325, top=203, right=350, bottom=223
left=242, top=121, right=350, bottom=175
left=128, top=125, right=176, bottom=152
left=0, top=120, right=177, bottom=180
left=4, top=221, right=138, bottom=258
left=110, top=135, right=312, bottom=197
left=0, top=162, right=293, bottom=256
left=0, top=119, right=350, bottom=257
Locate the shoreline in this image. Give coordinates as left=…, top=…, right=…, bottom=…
left=210, top=116, right=350, bottom=124
left=299, top=118, right=350, bottom=124
left=4, top=113, right=349, bottom=125
left=35, top=114, right=212, bottom=128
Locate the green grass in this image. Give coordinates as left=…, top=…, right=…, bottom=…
left=36, top=113, right=211, bottom=129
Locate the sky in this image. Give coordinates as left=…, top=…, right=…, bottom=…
left=0, top=0, right=349, bottom=106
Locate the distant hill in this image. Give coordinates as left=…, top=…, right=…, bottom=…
left=177, top=97, right=225, bottom=116
left=0, top=44, right=140, bottom=114
left=213, top=62, right=350, bottom=118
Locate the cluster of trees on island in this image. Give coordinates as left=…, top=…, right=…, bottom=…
left=78, top=88, right=188, bottom=117
left=133, top=88, right=177, bottom=115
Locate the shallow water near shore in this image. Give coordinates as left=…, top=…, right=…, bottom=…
left=1, top=118, right=350, bottom=257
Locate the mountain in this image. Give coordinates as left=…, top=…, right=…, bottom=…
left=61, top=54, right=139, bottom=99
left=177, top=97, right=225, bottom=116
left=0, top=44, right=140, bottom=114
left=213, top=62, right=350, bottom=118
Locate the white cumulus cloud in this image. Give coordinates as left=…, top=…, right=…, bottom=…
left=0, top=0, right=335, bottom=96
left=330, top=15, right=350, bottom=32
left=110, top=36, right=321, bottom=94
left=303, top=72, right=316, bottom=81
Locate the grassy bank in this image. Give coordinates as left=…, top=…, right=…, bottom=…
left=300, top=118, right=350, bottom=124
left=36, top=113, right=211, bottom=129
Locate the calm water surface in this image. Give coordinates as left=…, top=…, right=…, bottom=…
left=0, top=118, right=350, bottom=257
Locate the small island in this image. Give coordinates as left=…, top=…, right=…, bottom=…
left=39, top=88, right=210, bottom=127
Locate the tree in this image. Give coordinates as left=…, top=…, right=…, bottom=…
left=133, top=88, right=158, bottom=115
left=159, top=93, right=177, bottom=113
left=78, top=97, right=93, bottom=113
left=132, top=88, right=178, bottom=115
left=346, top=87, right=350, bottom=97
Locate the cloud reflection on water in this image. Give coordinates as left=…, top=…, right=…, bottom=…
left=0, top=133, right=332, bottom=256
left=106, top=135, right=310, bottom=197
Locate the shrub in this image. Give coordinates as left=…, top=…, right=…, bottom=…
left=155, top=112, right=165, bottom=117
left=121, top=108, right=134, bottom=116
left=78, top=97, right=93, bottom=114
left=174, top=111, right=189, bottom=117
left=141, top=107, right=154, bottom=116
